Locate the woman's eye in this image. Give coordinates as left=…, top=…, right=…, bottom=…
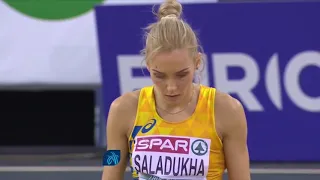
left=154, top=74, right=165, bottom=78
left=177, top=73, right=188, bottom=78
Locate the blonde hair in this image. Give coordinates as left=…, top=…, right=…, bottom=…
left=141, top=0, right=203, bottom=67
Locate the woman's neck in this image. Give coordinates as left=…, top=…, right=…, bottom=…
left=154, top=84, right=196, bottom=114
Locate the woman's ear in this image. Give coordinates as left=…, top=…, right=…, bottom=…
left=146, top=64, right=150, bottom=72
left=145, top=59, right=151, bottom=72
left=196, top=52, right=202, bottom=70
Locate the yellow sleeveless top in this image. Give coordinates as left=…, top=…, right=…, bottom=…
left=128, top=85, right=225, bottom=180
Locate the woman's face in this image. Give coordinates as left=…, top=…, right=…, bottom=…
left=148, top=48, right=200, bottom=105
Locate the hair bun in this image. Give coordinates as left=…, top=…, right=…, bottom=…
left=157, top=0, right=182, bottom=20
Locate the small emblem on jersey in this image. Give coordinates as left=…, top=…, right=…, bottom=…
left=191, top=139, right=208, bottom=156
left=102, top=150, right=120, bottom=166
left=141, top=119, right=157, bottom=134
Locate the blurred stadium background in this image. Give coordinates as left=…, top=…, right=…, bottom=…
left=0, top=0, right=319, bottom=179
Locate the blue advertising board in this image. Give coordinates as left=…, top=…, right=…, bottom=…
left=95, top=2, right=320, bottom=161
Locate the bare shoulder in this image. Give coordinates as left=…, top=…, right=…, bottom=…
left=107, top=90, right=140, bottom=133
left=214, top=90, right=247, bottom=138
left=109, top=90, right=140, bottom=113
left=215, top=90, right=244, bottom=115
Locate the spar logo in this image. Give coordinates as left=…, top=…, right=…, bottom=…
left=135, top=136, right=190, bottom=154
left=191, top=139, right=208, bottom=156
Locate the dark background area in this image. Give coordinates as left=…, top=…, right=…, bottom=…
left=0, top=90, right=95, bottom=146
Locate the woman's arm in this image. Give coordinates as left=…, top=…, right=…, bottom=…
left=216, top=92, right=251, bottom=180
left=101, top=93, right=138, bottom=180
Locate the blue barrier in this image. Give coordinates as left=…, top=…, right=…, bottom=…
left=95, top=2, right=320, bottom=161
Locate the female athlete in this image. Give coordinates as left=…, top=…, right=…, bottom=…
left=102, top=0, right=250, bottom=179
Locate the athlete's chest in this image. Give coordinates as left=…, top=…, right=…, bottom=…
left=131, top=133, right=212, bottom=179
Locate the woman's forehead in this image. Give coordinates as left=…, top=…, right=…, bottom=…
left=151, top=49, right=193, bottom=67
left=151, top=66, right=191, bottom=74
